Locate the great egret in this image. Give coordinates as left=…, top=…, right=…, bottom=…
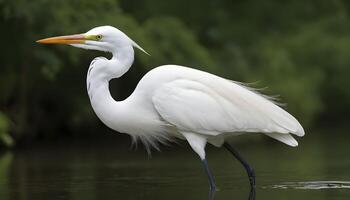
left=37, top=26, right=304, bottom=199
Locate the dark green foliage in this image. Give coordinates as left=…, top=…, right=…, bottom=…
left=0, top=0, right=349, bottom=145
left=0, top=112, right=13, bottom=147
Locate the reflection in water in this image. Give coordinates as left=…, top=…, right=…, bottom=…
left=0, top=133, right=350, bottom=200
left=209, top=188, right=215, bottom=200
left=268, top=181, right=350, bottom=190
left=210, top=187, right=255, bottom=200
left=248, top=187, right=256, bottom=200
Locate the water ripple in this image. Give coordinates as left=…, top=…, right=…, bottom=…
left=266, top=181, right=350, bottom=190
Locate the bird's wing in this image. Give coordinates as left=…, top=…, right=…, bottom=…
left=152, top=75, right=304, bottom=140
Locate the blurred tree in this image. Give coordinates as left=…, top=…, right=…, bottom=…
left=0, top=112, right=13, bottom=147
left=0, top=0, right=349, bottom=146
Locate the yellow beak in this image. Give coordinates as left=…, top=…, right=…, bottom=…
left=36, top=34, right=86, bottom=44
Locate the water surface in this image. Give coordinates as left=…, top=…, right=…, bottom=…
left=0, top=132, right=349, bottom=200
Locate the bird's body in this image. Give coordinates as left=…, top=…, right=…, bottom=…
left=37, top=25, right=305, bottom=199
left=87, top=59, right=304, bottom=153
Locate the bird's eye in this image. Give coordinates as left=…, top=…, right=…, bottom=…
left=96, top=35, right=103, bottom=40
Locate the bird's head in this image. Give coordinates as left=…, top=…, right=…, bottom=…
left=37, top=25, right=149, bottom=55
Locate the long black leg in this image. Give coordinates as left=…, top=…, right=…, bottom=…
left=224, top=142, right=256, bottom=200
left=201, top=159, right=216, bottom=200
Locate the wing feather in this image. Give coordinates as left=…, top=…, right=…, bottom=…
left=151, top=66, right=304, bottom=142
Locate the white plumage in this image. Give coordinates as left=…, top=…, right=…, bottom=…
left=37, top=25, right=305, bottom=154
left=149, top=65, right=304, bottom=147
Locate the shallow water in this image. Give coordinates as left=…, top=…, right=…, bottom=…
left=0, top=131, right=349, bottom=200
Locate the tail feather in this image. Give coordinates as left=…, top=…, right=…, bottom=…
left=228, top=79, right=305, bottom=137
left=265, top=132, right=298, bottom=147
left=270, top=108, right=305, bottom=137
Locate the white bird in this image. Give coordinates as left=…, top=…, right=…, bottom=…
left=37, top=26, right=304, bottom=199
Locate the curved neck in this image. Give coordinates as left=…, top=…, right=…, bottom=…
left=86, top=45, right=134, bottom=130
left=112, top=45, right=134, bottom=78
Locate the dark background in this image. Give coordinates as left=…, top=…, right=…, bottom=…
left=0, top=0, right=349, bottom=147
